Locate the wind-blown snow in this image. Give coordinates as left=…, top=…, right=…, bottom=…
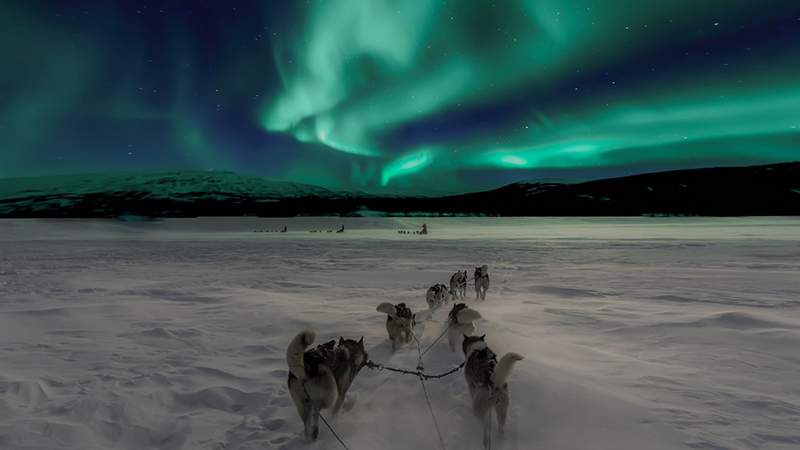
left=0, top=217, right=798, bottom=450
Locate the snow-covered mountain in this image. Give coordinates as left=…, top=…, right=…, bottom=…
left=0, top=171, right=346, bottom=217
left=0, top=170, right=342, bottom=201
left=0, top=162, right=798, bottom=217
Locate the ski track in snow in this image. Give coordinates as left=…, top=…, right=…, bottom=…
left=0, top=217, right=798, bottom=450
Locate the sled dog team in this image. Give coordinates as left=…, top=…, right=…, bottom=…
left=286, top=265, right=523, bottom=447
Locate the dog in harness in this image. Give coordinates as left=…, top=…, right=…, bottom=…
left=426, top=283, right=449, bottom=309
left=462, top=334, right=523, bottom=448
left=447, top=302, right=482, bottom=352
left=286, top=331, right=368, bottom=441
left=376, top=302, right=417, bottom=351
left=449, top=270, right=468, bottom=300
left=474, top=265, right=490, bottom=301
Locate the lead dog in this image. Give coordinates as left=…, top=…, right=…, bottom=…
left=447, top=303, right=482, bottom=352
left=426, top=283, right=449, bottom=309
left=450, top=270, right=468, bottom=300
left=462, top=334, right=523, bottom=448
left=474, top=265, right=490, bottom=300
left=286, top=331, right=368, bottom=441
left=376, top=302, right=417, bottom=351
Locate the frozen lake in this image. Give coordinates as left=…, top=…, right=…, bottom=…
left=0, top=217, right=798, bottom=450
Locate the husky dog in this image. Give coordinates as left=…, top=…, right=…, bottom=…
left=426, top=283, right=449, bottom=309
left=376, top=302, right=416, bottom=351
left=474, top=265, right=490, bottom=301
left=449, top=270, right=468, bottom=300
left=447, top=303, right=482, bottom=352
left=462, top=334, right=523, bottom=448
left=286, top=331, right=368, bottom=441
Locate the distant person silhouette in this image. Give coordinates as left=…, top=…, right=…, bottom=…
left=281, top=226, right=287, bottom=233
left=336, top=225, right=344, bottom=233
left=420, top=223, right=428, bottom=235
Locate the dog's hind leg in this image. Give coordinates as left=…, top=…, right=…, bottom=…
left=289, top=380, right=313, bottom=439
left=482, top=411, right=493, bottom=450
left=331, top=393, right=345, bottom=418
left=330, top=377, right=346, bottom=418
left=472, top=389, right=493, bottom=449
left=308, top=404, right=320, bottom=441
left=297, top=402, right=312, bottom=440
left=495, top=389, right=509, bottom=439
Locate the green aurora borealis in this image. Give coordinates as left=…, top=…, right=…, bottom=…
left=2, top=0, right=799, bottom=194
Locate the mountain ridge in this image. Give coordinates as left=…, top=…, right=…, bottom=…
left=1, top=162, right=798, bottom=217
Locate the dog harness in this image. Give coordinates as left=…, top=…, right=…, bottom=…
left=394, top=303, right=413, bottom=320
left=302, top=340, right=337, bottom=378
left=469, top=347, right=498, bottom=388
left=448, top=303, right=468, bottom=323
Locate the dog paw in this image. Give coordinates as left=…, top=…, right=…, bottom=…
left=342, top=394, right=357, bottom=412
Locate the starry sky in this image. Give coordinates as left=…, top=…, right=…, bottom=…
left=2, top=0, right=799, bottom=194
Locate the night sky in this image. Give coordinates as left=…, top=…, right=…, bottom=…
left=2, top=1, right=799, bottom=194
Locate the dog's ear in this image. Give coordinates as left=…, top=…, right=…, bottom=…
left=463, top=333, right=469, bottom=339
left=358, top=336, right=364, bottom=347
left=480, top=334, right=486, bottom=340
left=339, top=337, right=345, bottom=346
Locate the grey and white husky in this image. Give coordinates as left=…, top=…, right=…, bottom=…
left=426, top=283, right=449, bottom=309
left=376, top=302, right=416, bottom=351
left=462, top=334, right=523, bottom=448
left=474, top=265, right=490, bottom=300
left=449, top=270, right=468, bottom=300
left=447, top=303, right=482, bottom=352
left=286, top=331, right=368, bottom=441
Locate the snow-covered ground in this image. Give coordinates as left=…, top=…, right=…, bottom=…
left=1, top=217, right=798, bottom=450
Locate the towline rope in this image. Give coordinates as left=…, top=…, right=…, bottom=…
left=318, top=412, right=351, bottom=450
left=365, top=359, right=465, bottom=380
left=421, top=321, right=452, bottom=357
left=410, top=327, right=447, bottom=450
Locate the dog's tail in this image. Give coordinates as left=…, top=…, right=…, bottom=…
left=287, top=330, right=316, bottom=380
left=376, top=302, right=397, bottom=318
left=456, top=308, right=482, bottom=324
left=491, top=352, right=523, bottom=386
